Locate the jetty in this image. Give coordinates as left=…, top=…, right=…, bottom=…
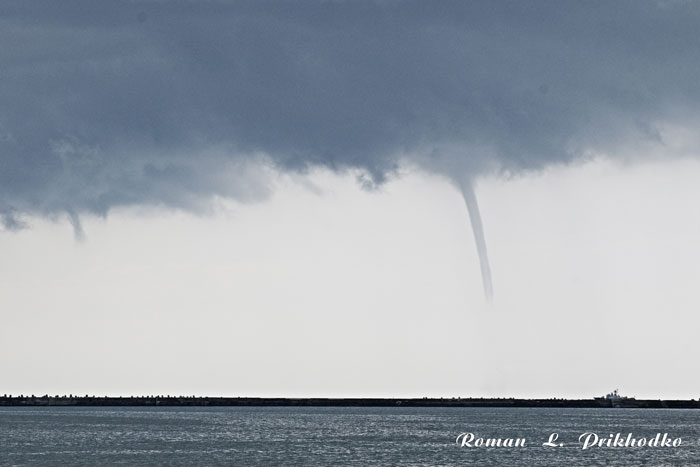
left=1, top=395, right=699, bottom=408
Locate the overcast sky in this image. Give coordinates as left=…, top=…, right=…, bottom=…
left=2, top=1, right=700, bottom=398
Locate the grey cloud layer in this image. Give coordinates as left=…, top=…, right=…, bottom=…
left=2, top=0, right=700, bottom=227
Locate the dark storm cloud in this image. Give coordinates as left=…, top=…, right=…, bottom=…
left=2, top=0, right=700, bottom=227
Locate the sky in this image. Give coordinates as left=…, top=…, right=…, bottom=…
left=2, top=1, right=700, bottom=398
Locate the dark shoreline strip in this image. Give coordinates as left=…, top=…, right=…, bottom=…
left=1, top=396, right=699, bottom=409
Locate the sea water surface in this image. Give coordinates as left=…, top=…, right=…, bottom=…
left=1, top=406, right=699, bottom=466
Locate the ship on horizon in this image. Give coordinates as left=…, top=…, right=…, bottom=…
left=595, top=389, right=635, bottom=408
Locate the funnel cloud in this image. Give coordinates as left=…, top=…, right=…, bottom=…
left=459, top=179, right=494, bottom=302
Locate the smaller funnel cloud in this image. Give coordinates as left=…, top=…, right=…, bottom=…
left=67, top=210, right=85, bottom=243
left=459, top=178, right=493, bottom=302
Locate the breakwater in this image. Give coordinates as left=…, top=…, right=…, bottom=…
left=1, top=395, right=699, bottom=408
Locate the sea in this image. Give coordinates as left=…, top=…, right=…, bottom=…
left=1, top=406, right=698, bottom=466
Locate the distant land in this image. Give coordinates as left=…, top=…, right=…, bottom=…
left=2, top=395, right=699, bottom=409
